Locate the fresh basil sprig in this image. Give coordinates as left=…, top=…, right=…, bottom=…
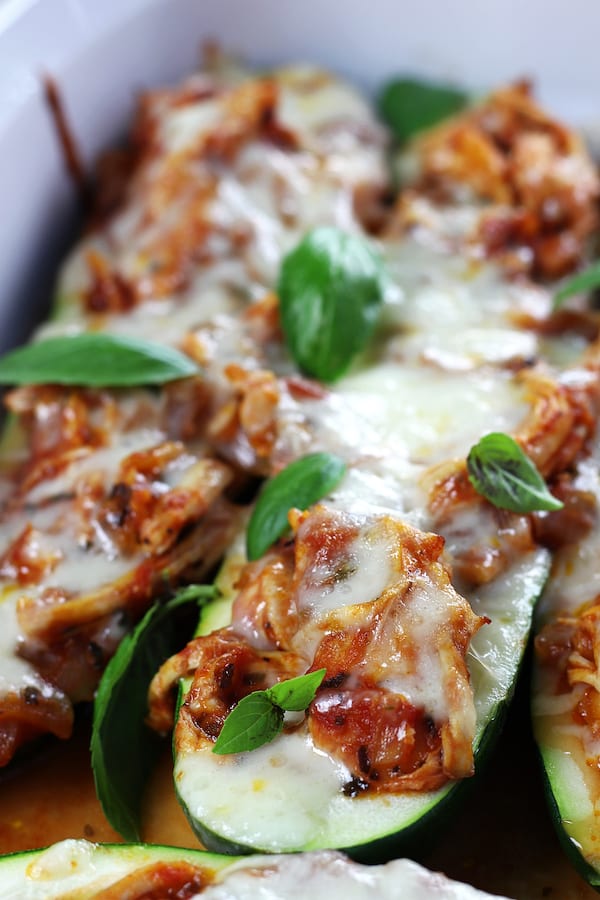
left=378, top=77, right=468, bottom=142
left=91, top=584, right=216, bottom=840
left=278, top=227, right=386, bottom=382
left=0, top=333, right=198, bottom=387
left=246, top=452, right=346, bottom=561
left=213, top=669, right=326, bottom=755
left=554, top=261, right=600, bottom=309
left=466, top=432, right=563, bottom=513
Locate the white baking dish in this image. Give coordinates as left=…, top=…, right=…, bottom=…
left=0, top=3, right=599, bottom=896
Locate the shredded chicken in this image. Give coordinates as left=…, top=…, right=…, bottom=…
left=426, top=357, right=600, bottom=582
left=17, top=498, right=243, bottom=642
left=4, top=386, right=117, bottom=497
left=150, top=506, right=485, bottom=793
left=536, top=602, right=600, bottom=770
left=395, top=82, right=599, bottom=278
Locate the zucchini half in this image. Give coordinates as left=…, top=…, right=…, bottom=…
left=531, top=443, right=600, bottom=889
left=0, top=838, right=512, bottom=898
left=173, top=541, right=550, bottom=862
left=0, top=841, right=230, bottom=899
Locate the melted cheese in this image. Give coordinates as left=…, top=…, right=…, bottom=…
left=53, top=67, right=387, bottom=335
left=0, top=587, right=45, bottom=698
left=0, top=61, right=565, bottom=833
left=177, top=548, right=547, bottom=852
left=536, top=438, right=600, bottom=622
left=202, top=852, right=509, bottom=900
left=304, top=362, right=529, bottom=465
left=25, top=423, right=166, bottom=506
left=295, top=515, right=395, bottom=617
left=0, top=64, right=392, bottom=720
left=378, top=574, right=461, bottom=720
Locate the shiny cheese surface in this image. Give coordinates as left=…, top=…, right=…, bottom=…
left=302, top=361, right=528, bottom=464
left=200, top=851, right=511, bottom=900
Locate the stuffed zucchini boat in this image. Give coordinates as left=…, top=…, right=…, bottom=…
left=532, top=423, right=600, bottom=889
left=0, top=55, right=390, bottom=765
left=156, top=535, right=548, bottom=860
left=0, top=839, right=513, bottom=899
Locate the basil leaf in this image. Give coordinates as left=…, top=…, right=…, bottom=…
left=0, top=334, right=198, bottom=387
left=266, top=668, right=326, bottom=711
left=278, top=227, right=385, bottom=382
left=91, top=584, right=215, bottom=840
left=554, top=261, right=600, bottom=309
left=378, top=77, right=468, bottom=142
left=466, top=432, right=564, bottom=513
left=168, top=584, right=218, bottom=604
left=212, top=692, right=284, bottom=755
left=212, top=670, right=326, bottom=754
left=246, top=452, right=346, bottom=561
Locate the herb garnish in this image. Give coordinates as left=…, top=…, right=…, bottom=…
left=554, top=261, right=600, bottom=309
left=466, top=432, right=563, bottom=513
left=0, top=333, right=198, bottom=387
left=213, top=669, right=327, bottom=755
left=278, top=227, right=386, bottom=382
left=378, top=77, right=468, bottom=142
left=246, top=452, right=347, bottom=561
left=91, top=584, right=216, bottom=840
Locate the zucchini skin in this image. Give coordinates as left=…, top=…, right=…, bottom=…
left=173, top=549, right=551, bottom=863
left=0, top=840, right=235, bottom=898
left=537, top=758, right=600, bottom=892
left=0, top=840, right=225, bottom=868
left=180, top=771, right=458, bottom=863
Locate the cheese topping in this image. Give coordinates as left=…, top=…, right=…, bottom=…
left=201, top=851, right=510, bottom=900
left=1, top=56, right=597, bottom=807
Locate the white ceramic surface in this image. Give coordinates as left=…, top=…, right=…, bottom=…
left=0, top=0, right=599, bottom=350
